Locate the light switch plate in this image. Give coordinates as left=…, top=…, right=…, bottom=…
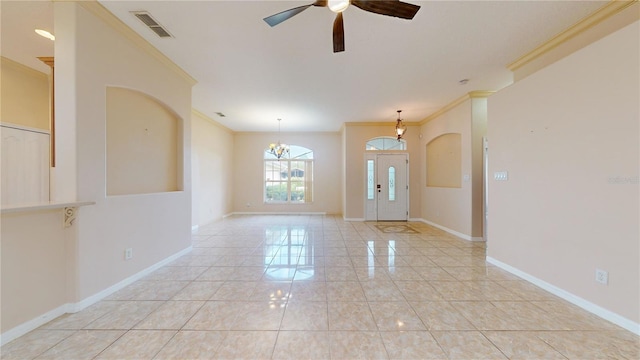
left=494, top=171, right=509, bottom=181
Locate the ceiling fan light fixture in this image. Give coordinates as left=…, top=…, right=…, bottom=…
left=264, top=0, right=419, bottom=52
left=35, top=29, right=55, bottom=41
left=328, top=0, right=350, bottom=13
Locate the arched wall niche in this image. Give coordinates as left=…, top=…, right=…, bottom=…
left=106, top=86, right=182, bottom=195
left=426, top=133, right=462, bottom=188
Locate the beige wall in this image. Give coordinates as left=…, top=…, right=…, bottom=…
left=2, top=2, right=194, bottom=337
left=0, top=57, right=50, bottom=130
left=487, top=20, right=639, bottom=324
left=343, top=123, right=421, bottom=220
left=55, top=2, right=193, bottom=300
left=191, top=111, right=234, bottom=226
left=418, top=96, right=487, bottom=239
left=233, top=132, right=342, bottom=215
left=420, top=101, right=473, bottom=236
left=1, top=209, right=73, bottom=332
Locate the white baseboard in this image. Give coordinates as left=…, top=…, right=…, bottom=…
left=231, top=211, right=327, bottom=216
left=0, top=304, right=69, bottom=346
left=419, top=219, right=475, bottom=241
left=0, top=246, right=193, bottom=346
left=487, top=256, right=640, bottom=336
left=69, top=246, right=193, bottom=313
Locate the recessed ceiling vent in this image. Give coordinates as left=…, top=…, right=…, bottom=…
left=131, top=11, right=173, bottom=38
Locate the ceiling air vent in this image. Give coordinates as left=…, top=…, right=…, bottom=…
left=131, top=11, right=173, bottom=38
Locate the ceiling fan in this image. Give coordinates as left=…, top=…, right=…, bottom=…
left=263, top=0, right=420, bottom=53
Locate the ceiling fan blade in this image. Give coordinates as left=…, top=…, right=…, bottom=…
left=333, top=12, right=345, bottom=53
left=263, top=4, right=313, bottom=27
left=351, top=0, right=420, bottom=20
left=263, top=1, right=327, bottom=27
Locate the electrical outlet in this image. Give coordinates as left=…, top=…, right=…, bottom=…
left=595, top=268, right=608, bottom=285
left=125, top=248, right=133, bottom=260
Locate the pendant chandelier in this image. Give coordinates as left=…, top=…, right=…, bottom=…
left=268, top=118, right=289, bottom=159
left=395, top=110, right=407, bottom=140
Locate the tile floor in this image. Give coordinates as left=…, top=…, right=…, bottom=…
left=2, top=215, right=638, bottom=359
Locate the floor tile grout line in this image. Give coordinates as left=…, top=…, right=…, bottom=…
left=5, top=216, right=639, bottom=359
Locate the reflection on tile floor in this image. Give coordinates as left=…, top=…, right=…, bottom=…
left=2, top=215, right=638, bottom=359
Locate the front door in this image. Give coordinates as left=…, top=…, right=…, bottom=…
left=376, top=154, right=408, bottom=221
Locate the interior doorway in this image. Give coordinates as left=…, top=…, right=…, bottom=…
left=483, top=137, right=489, bottom=241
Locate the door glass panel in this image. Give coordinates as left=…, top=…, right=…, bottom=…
left=388, top=166, right=395, bottom=201
left=367, top=160, right=374, bottom=200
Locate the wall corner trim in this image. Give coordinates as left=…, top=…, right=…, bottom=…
left=419, top=90, right=495, bottom=126
left=1, top=56, right=49, bottom=78
left=507, top=0, right=638, bottom=72
left=419, top=94, right=469, bottom=126
left=192, top=109, right=235, bottom=134
left=78, top=1, right=197, bottom=86
left=0, top=246, right=193, bottom=346
left=486, top=256, right=640, bottom=336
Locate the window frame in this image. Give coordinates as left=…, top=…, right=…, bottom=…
left=264, top=145, right=314, bottom=204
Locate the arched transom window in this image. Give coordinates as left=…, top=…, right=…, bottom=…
left=366, top=136, right=406, bottom=151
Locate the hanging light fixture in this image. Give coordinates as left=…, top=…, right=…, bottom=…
left=268, top=118, right=289, bottom=159
left=395, top=110, right=407, bottom=140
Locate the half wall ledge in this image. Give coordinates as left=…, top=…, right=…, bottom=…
left=1, top=201, right=95, bottom=227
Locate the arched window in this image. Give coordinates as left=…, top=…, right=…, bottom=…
left=365, top=136, right=406, bottom=151
left=264, top=145, right=314, bottom=203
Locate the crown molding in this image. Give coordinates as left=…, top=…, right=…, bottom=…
left=192, top=109, right=235, bottom=134
left=418, top=90, right=496, bottom=125
left=75, top=0, right=197, bottom=86
left=418, top=94, right=469, bottom=125
left=343, top=121, right=419, bottom=127
left=507, top=0, right=638, bottom=72
left=468, top=90, right=496, bottom=98
left=1, top=56, right=48, bottom=78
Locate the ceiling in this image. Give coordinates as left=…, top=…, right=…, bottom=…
left=1, top=0, right=607, bottom=132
